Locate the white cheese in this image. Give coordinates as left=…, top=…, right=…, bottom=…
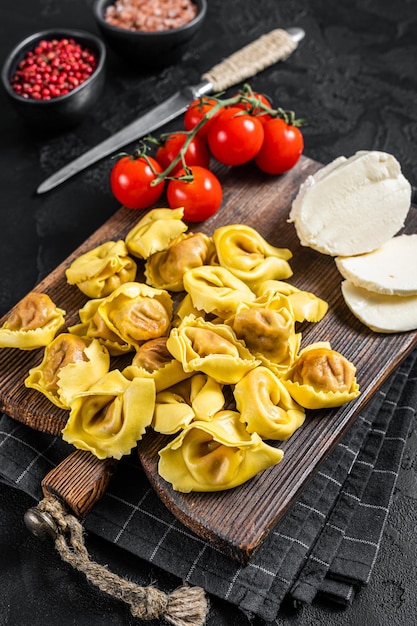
left=289, top=151, right=411, bottom=256
left=340, top=280, right=417, bottom=333
left=336, top=234, right=417, bottom=296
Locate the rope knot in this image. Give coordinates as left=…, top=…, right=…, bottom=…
left=30, top=495, right=209, bottom=625
left=129, top=585, right=168, bottom=620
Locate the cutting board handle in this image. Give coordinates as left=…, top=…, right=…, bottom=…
left=41, top=449, right=117, bottom=518
left=24, top=450, right=209, bottom=625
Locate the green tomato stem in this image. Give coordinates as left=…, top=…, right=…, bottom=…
left=147, top=87, right=304, bottom=187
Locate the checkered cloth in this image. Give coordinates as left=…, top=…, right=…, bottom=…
left=1, top=349, right=416, bottom=623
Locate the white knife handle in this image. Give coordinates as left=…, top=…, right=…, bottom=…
left=201, top=29, right=299, bottom=93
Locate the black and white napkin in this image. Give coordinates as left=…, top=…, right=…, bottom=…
left=1, top=349, right=416, bottom=623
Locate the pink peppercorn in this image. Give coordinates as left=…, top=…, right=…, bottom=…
left=10, top=38, right=98, bottom=101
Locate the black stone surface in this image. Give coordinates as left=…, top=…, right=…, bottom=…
left=1, top=0, right=417, bottom=624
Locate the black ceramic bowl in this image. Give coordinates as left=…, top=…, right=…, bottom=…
left=92, top=0, right=207, bottom=67
left=1, top=29, right=106, bottom=130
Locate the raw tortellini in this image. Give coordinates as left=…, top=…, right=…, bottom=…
left=97, top=282, right=172, bottom=350
left=0, top=292, right=65, bottom=350
left=166, top=314, right=259, bottom=384
left=255, top=280, right=328, bottom=323
left=4, top=215, right=361, bottom=492
left=158, top=410, right=284, bottom=492
left=25, top=334, right=110, bottom=409
left=122, top=337, right=192, bottom=392
left=213, top=224, right=293, bottom=289
left=183, top=265, right=255, bottom=317
left=234, top=366, right=305, bottom=440
left=282, top=342, right=360, bottom=409
left=70, top=282, right=173, bottom=354
left=226, top=292, right=301, bottom=370
left=153, top=374, right=225, bottom=434
left=69, top=296, right=132, bottom=356
left=65, top=240, right=137, bottom=298
left=62, top=370, right=155, bottom=459
left=125, top=207, right=187, bottom=259
left=145, top=232, right=215, bottom=291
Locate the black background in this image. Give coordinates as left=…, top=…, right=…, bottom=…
left=1, top=0, right=417, bottom=624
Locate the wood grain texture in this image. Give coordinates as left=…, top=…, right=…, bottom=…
left=41, top=450, right=117, bottom=518
left=0, top=155, right=416, bottom=562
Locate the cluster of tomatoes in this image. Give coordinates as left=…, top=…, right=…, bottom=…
left=110, top=86, right=304, bottom=222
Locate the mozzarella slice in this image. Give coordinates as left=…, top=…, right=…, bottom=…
left=341, top=280, right=417, bottom=333
left=336, top=234, right=417, bottom=296
left=289, top=151, right=411, bottom=257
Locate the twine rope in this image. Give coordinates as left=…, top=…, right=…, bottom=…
left=202, top=29, right=298, bottom=92
left=38, top=496, right=209, bottom=626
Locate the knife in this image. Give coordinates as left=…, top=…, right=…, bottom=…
left=37, top=27, right=305, bottom=195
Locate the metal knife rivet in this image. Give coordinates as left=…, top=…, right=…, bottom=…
left=24, top=507, right=58, bottom=540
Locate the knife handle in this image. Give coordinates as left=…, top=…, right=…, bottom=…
left=201, top=28, right=299, bottom=93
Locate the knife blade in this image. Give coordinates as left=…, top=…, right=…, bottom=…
left=37, top=27, right=305, bottom=195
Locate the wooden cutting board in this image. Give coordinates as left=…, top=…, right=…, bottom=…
left=1, top=156, right=416, bottom=563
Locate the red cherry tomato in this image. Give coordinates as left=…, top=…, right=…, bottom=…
left=110, top=155, right=165, bottom=209
left=183, top=97, right=222, bottom=142
left=207, top=107, right=264, bottom=166
left=167, top=165, right=222, bottom=222
left=155, top=132, right=210, bottom=174
left=233, top=92, right=273, bottom=124
left=255, top=118, right=304, bottom=175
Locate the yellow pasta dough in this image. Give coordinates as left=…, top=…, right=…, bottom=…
left=166, top=315, right=260, bottom=384
left=98, top=282, right=173, bottom=350
left=0, top=292, right=65, bottom=350
left=173, top=293, right=206, bottom=325
left=234, top=366, right=305, bottom=440
left=158, top=409, right=284, bottom=492
left=125, top=207, right=187, bottom=259
left=62, top=370, right=156, bottom=459
left=255, top=280, right=328, bottom=323
left=25, top=335, right=110, bottom=409
left=70, top=282, right=173, bottom=354
left=153, top=387, right=196, bottom=435
left=153, top=372, right=225, bottom=434
left=65, top=240, right=137, bottom=298
left=183, top=265, right=255, bottom=318
left=213, top=224, right=293, bottom=289
left=69, top=297, right=132, bottom=355
left=227, top=293, right=300, bottom=369
left=282, top=342, right=360, bottom=409
left=145, top=232, right=215, bottom=291
left=122, top=337, right=192, bottom=392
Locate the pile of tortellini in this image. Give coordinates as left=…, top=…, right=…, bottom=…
left=0, top=208, right=360, bottom=493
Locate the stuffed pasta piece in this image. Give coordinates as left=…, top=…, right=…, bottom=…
left=62, top=370, right=156, bottom=459
left=65, top=240, right=137, bottom=298
left=226, top=292, right=300, bottom=371
left=255, top=279, right=328, bottom=324
left=69, top=296, right=132, bottom=356
left=70, top=282, right=173, bottom=354
left=234, top=366, right=305, bottom=440
left=0, top=292, right=65, bottom=350
left=145, top=232, right=215, bottom=292
left=212, top=224, right=293, bottom=290
left=97, top=282, right=173, bottom=351
left=153, top=373, right=225, bottom=434
left=166, top=314, right=259, bottom=385
left=282, top=342, right=360, bottom=409
left=25, top=334, right=110, bottom=409
left=125, top=207, right=188, bottom=259
left=183, top=265, right=255, bottom=318
left=123, top=336, right=191, bottom=392
left=158, top=409, right=284, bottom=492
